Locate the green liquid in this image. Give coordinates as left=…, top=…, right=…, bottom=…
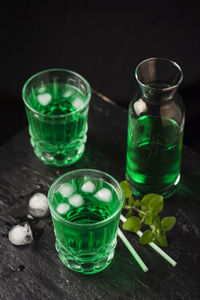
left=51, top=178, right=120, bottom=274
left=126, top=115, right=183, bottom=197
left=25, top=83, right=88, bottom=166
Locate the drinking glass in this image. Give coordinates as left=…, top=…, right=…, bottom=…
left=22, top=69, right=91, bottom=166
left=48, top=169, right=124, bottom=274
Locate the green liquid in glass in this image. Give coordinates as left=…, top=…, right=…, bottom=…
left=25, top=83, right=88, bottom=166
left=126, top=115, right=183, bottom=197
left=51, top=178, right=120, bottom=274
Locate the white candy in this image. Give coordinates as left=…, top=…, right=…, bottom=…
left=81, top=181, right=95, bottom=193
left=63, top=89, right=73, bottom=98
left=37, top=93, right=52, bottom=106
left=58, top=183, right=74, bottom=198
left=56, top=203, right=70, bottom=215
left=69, top=194, right=84, bottom=207
left=8, top=223, right=33, bottom=246
left=95, top=188, right=112, bottom=202
left=72, top=97, right=84, bottom=109
left=28, top=193, right=49, bottom=217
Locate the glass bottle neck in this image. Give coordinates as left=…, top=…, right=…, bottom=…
left=139, top=81, right=178, bottom=103
left=135, top=58, right=183, bottom=104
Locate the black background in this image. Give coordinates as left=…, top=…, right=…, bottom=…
left=0, top=1, right=200, bottom=151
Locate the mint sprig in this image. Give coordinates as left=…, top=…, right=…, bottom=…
left=120, top=180, right=176, bottom=247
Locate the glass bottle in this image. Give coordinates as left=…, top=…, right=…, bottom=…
left=126, top=58, right=185, bottom=198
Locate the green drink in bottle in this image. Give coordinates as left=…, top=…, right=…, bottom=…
left=48, top=169, right=124, bottom=274
left=22, top=69, right=91, bottom=166
left=126, top=58, right=185, bottom=197
left=126, top=115, right=184, bottom=196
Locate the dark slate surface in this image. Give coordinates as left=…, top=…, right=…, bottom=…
left=0, top=91, right=200, bottom=300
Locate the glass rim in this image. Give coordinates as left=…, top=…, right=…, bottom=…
left=48, top=168, right=124, bottom=228
left=22, top=68, right=92, bottom=119
left=135, top=57, right=183, bottom=91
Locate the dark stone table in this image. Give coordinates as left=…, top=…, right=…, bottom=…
left=0, top=91, right=200, bottom=299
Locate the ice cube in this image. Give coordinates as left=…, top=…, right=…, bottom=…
left=8, top=223, right=33, bottom=246
left=94, top=188, right=112, bottom=202
left=81, top=181, right=95, bottom=193
left=72, top=97, right=84, bottom=109
left=58, top=183, right=74, bottom=198
left=63, top=89, right=73, bottom=98
left=37, top=93, right=52, bottom=106
left=69, top=194, right=84, bottom=207
left=38, top=86, right=46, bottom=93
left=56, top=203, right=70, bottom=215
left=28, top=193, right=49, bottom=217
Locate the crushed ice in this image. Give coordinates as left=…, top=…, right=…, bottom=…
left=69, top=194, right=84, bottom=207
left=37, top=93, right=52, bottom=106
left=8, top=223, right=33, bottom=246
left=94, top=188, right=112, bottom=202
left=28, top=193, right=49, bottom=217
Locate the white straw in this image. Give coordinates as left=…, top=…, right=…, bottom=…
left=117, top=228, right=148, bottom=272
left=120, top=214, right=177, bottom=267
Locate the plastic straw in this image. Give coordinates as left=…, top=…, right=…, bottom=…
left=120, top=214, right=177, bottom=267
left=117, top=228, right=149, bottom=272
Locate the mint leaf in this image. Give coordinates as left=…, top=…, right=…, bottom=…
left=139, top=212, right=145, bottom=218
left=141, top=193, right=158, bottom=208
left=139, top=230, right=154, bottom=244
left=123, top=198, right=127, bottom=209
left=120, top=184, right=176, bottom=248
left=125, top=209, right=133, bottom=218
left=141, top=194, right=163, bottom=213
left=152, top=215, right=161, bottom=229
left=128, top=195, right=135, bottom=207
left=149, top=195, right=163, bottom=213
left=154, top=230, right=168, bottom=247
left=134, top=199, right=141, bottom=207
left=161, top=217, right=176, bottom=232
left=120, top=180, right=132, bottom=198
left=144, top=209, right=157, bottom=225
left=122, top=216, right=142, bottom=233
left=141, top=205, right=148, bottom=212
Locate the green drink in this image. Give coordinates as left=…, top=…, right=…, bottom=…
left=48, top=169, right=124, bottom=275
left=126, top=115, right=183, bottom=196
left=22, top=69, right=91, bottom=166
left=126, top=58, right=185, bottom=197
